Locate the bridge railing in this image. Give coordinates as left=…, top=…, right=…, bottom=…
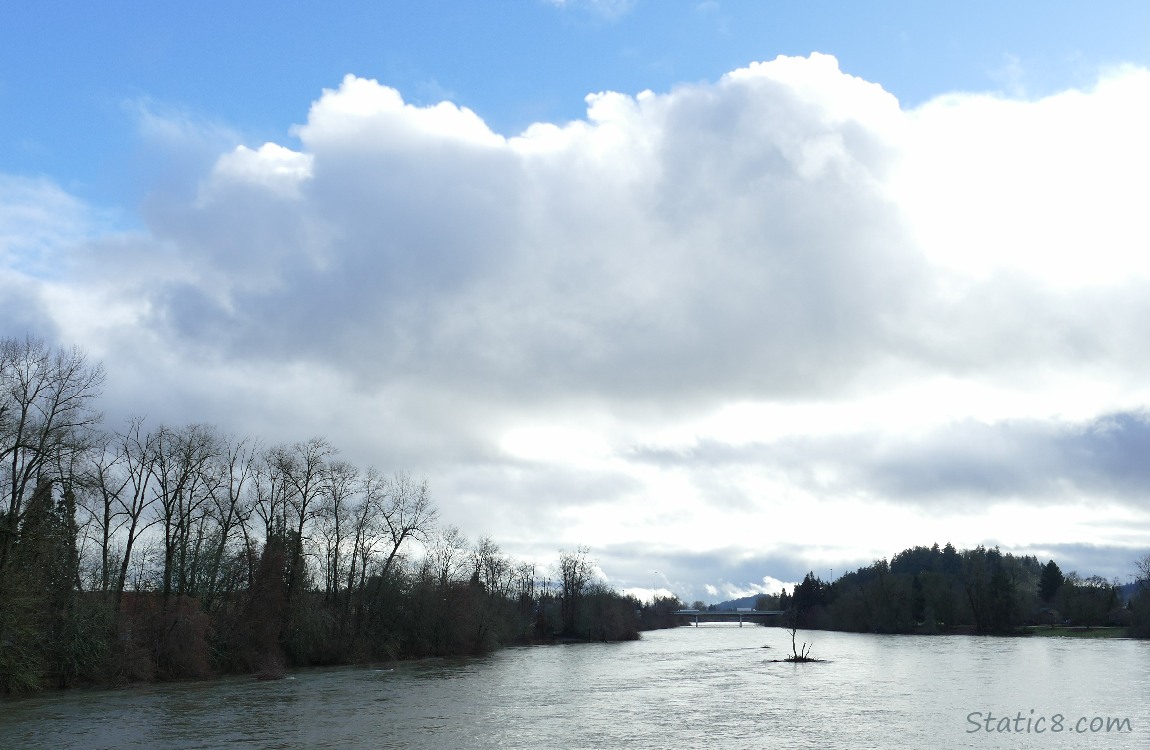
left=671, top=609, right=785, bottom=627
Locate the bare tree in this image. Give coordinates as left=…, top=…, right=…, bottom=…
left=78, top=430, right=131, bottom=593
left=0, top=336, right=104, bottom=580
left=200, top=434, right=258, bottom=610
left=556, top=546, right=594, bottom=634
left=317, top=459, right=359, bottom=601
left=346, top=468, right=385, bottom=599
left=785, top=606, right=816, bottom=662
left=149, top=423, right=221, bottom=600
left=270, top=437, right=333, bottom=597
left=425, top=525, right=470, bottom=587
left=376, top=471, right=438, bottom=581
left=472, top=536, right=516, bottom=599
left=514, top=561, right=537, bottom=603
left=111, top=418, right=161, bottom=607
left=345, top=470, right=437, bottom=644
left=250, top=449, right=290, bottom=542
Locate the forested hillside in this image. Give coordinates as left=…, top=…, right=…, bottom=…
left=774, top=543, right=1150, bottom=636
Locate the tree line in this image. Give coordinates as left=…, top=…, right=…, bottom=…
left=1, top=336, right=663, bottom=694
left=760, top=542, right=1150, bottom=637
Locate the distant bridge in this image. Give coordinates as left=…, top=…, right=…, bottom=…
left=673, top=609, right=785, bottom=627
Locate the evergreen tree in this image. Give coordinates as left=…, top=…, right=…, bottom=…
left=911, top=575, right=926, bottom=623
left=988, top=567, right=1016, bottom=632
left=1039, top=560, right=1064, bottom=603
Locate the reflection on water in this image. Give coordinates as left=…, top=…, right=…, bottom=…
left=2, top=626, right=1148, bottom=749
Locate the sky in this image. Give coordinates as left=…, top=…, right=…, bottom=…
left=4, top=1, right=1150, bottom=603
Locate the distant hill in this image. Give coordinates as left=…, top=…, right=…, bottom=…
left=712, top=595, right=764, bottom=611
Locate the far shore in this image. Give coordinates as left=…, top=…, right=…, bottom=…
left=747, top=620, right=1134, bottom=639
left=1020, top=625, right=1130, bottom=639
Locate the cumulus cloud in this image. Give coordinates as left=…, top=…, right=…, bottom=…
left=893, top=65, right=1150, bottom=287
left=6, top=54, right=1150, bottom=598
left=207, top=143, right=314, bottom=198
left=114, top=58, right=934, bottom=410
left=121, top=57, right=1150, bottom=418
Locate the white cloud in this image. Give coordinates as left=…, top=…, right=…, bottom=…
left=296, top=75, right=504, bottom=149
left=6, top=55, right=1150, bottom=599
left=0, top=175, right=107, bottom=275
left=207, top=143, right=313, bottom=199
left=892, top=65, right=1150, bottom=287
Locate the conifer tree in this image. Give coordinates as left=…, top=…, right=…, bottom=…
left=1039, top=560, right=1065, bottom=603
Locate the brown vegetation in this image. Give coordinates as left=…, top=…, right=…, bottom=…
left=1, top=336, right=648, bottom=695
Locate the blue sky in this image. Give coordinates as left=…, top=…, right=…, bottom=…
left=4, top=1, right=1150, bottom=602
left=7, top=1, right=1150, bottom=208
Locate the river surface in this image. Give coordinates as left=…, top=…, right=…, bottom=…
left=2, top=625, right=1148, bottom=749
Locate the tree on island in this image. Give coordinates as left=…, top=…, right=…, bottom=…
left=785, top=610, right=816, bottom=662
left=778, top=595, right=821, bottom=663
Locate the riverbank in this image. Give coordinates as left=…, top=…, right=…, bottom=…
left=1021, top=625, right=1130, bottom=638
left=752, top=619, right=1138, bottom=640
left=2, top=606, right=675, bottom=698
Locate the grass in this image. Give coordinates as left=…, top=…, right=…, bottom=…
left=1022, top=625, right=1129, bottom=638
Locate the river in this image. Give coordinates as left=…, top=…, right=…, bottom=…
left=2, top=625, right=1148, bottom=748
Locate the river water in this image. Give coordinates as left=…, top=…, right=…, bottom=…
left=2, top=625, right=1148, bottom=749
